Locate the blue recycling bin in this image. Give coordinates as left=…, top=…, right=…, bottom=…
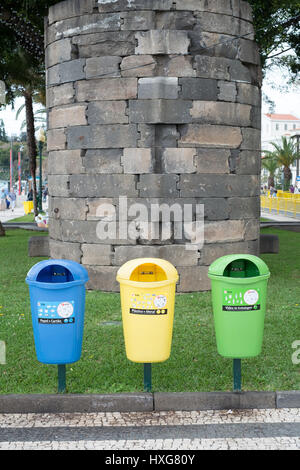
left=26, top=260, right=89, bottom=364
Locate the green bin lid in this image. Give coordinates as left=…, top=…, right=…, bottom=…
left=208, top=254, right=270, bottom=277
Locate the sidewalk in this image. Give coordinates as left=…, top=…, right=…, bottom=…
left=0, top=199, right=26, bottom=223
left=261, top=210, right=298, bottom=223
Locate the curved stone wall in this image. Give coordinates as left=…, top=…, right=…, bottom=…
left=46, top=0, right=261, bottom=292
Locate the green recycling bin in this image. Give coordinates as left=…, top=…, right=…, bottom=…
left=208, top=254, right=270, bottom=358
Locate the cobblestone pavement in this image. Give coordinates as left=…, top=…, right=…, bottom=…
left=0, top=408, right=299, bottom=450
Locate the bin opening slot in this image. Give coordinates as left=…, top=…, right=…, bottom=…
left=223, top=259, right=259, bottom=278
left=36, top=265, right=74, bottom=283
left=130, top=263, right=167, bottom=282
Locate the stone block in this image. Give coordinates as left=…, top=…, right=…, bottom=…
left=228, top=59, right=253, bottom=83
left=81, top=244, right=113, bottom=265
left=48, top=218, right=62, bottom=241
left=217, top=81, right=237, bottom=102
left=83, top=149, right=123, bottom=173
left=190, top=101, right=252, bottom=127
left=175, top=0, right=232, bottom=15
left=69, top=174, right=138, bottom=198
left=193, top=56, right=231, bottom=81
left=138, top=77, right=179, bottom=99
left=87, top=101, right=128, bottom=125
left=177, top=266, right=210, bottom=292
left=113, top=244, right=199, bottom=266
left=46, top=38, right=73, bottom=68
left=47, top=83, right=75, bottom=108
left=200, top=240, right=259, bottom=266
left=47, top=59, right=86, bottom=86
left=67, top=124, right=138, bottom=149
left=238, top=39, right=260, bottom=65
left=178, top=174, right=259, bottom=198
left=47, top=129, right=66, bottom=151
left=205, top=220, right=246, bottom=244
left=47, top=13, right=122, bottom=43
left=120, top=55, right=156, bottom=77
left=231, top=0, right=253, bottom=21
left=48, top=0, right=95, bottom=24
left=48, top=105, right=87, bottom=129
left=86, top=266, right=120, bottom=292
left=47, top=175, right=70, bottom=197
left=244, top=219, right=260, bottom=241
left=137, top=174, right=179, bottom=198
left=195, top=12, right=253, bottom=38
left=162, top=148, right=196, bottom=174
left=49, top=197, right=87, bottom=221
left=179, top=78, right=218, bottom=101
left=97, top=0, right=174, bottom=13
left=135, top=30, right=190, bottom=55
left=129, top=99, right=192, bottom=124
left=121, top=11, right=155, bottom=30
left=230, top=150, right=261, bottom=175
left=195, top=149, right=231, bottom=174
left=85, top=56, right=122, bottom=79
left=241, top=128, right=261, bottom=151
left=49, top=239, right=82, bottom=263
left=162, top=55, right=196, bottom=77
left=229, top=197, right=260, bottom=219
left=74, top=31, right=136, bottom=57
left=237, top=83, right=261, bottom=106
left=260, top=234, right=279, bottom=254
left=28, top=236, right=49, bottom=257
left=76, top=78, right=137, bottom=101
left=156, top=11, right=196, bottom=30
left=122, top=148, right=153, bottom=174
left=179, top=124, right=242, bottom=148
left=47, top=149, right=84, bottom=175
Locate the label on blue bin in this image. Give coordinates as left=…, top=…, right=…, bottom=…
left=222, top=289, right=260, bottom=312
left=37, top=301, right=75, bottom=324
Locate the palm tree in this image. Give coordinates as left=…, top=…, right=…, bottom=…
left=261, top=152, right=279, bottom=188
left=267, top=137, right=298, bottom=191
left=2, top=49, right=45, bottom=215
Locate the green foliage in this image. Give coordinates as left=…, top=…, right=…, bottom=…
left=265, top=136, right=298, bottom=190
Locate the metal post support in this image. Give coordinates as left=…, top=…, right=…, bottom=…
left=233, top=358, right=242, bottom=392
left=143, top=363, right=152, bottom=392
left=58, top=364, right=66, bottom=393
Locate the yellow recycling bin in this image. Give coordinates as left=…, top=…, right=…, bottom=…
left=116, top=258, right=179, bottom=363
left=23, top=201, right=34, bottom=215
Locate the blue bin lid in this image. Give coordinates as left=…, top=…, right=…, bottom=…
left=26, top=259, right=89, bottom=285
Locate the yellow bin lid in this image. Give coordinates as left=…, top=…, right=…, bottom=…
left=116, top=258, right=179, bottom=284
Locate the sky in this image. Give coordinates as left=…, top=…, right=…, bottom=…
left=0, top=68, right=299, bottom=138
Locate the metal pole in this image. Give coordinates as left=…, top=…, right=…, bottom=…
left=18, top=151, right=21, bottom=196
left=143, top=363, right=152, bottom=392
left=58, top=364, right=66, bottom=393
left=38, top=141, right=43, bottom=212
left=233, top=359, right=242, bottom=392
left=9, top=140, right=13, bottom=191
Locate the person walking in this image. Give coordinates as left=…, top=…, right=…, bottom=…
left=0, top=188, right=6, bottom=211
left=8, top=188, right=16, bottom=212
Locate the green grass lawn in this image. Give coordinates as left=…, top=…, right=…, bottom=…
left=7, top=213, right=35, bottom=223
left=0, top=228, right=299, bottom=394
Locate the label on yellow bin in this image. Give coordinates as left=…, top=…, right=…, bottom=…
left=129, top=293, right=168, bottom=315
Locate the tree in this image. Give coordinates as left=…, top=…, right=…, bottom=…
left=248, top=0, right=300, bottom=82
left=0, top=119, right=8, bottom=142
left=261, top=152, right=279, bottom=189
left=265, top=137, right=298, bottom=190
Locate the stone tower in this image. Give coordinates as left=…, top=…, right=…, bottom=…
left=46, top=0, right=261, bottom=292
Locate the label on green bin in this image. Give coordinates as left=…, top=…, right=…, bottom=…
left=222, top=288, right=260, bottom=312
